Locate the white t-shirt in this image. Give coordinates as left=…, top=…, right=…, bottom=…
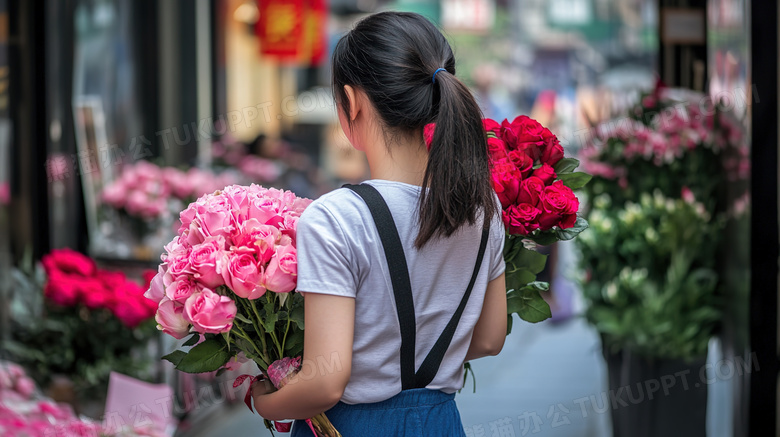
left=295, top=179, right=506, bottom=404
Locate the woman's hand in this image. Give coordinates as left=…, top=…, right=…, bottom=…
left=247, top=293, right=355, bottom=421
left=251, top=377, right=277, bottom=415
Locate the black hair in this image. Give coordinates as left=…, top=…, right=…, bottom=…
left=332, top=11, right=497, bottom=248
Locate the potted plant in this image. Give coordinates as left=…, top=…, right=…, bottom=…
left=577, top=84, right=748, bottom=437
left=2, top=248, right=159, bottom=417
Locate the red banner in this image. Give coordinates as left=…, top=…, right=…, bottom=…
left=256, top=0, right=304, bottom=61
left=256, top=0, right=327, bottom=66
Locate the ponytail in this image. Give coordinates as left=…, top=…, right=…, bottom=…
left=416, top=70, right=496, bottom=247
left=332, top=11, right=497, bottom=248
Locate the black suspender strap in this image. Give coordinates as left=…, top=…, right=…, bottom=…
left=344, top=183, right=491, bottom=390
left=344, top=183, right=418, bottom=390
left=413, top=222, right=489, bottom=388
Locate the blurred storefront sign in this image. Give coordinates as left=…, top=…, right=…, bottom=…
left=441, top=0, right=494, bottom=32
left=661, top=8, right=706, bottom=44
left=547, top=0, right=591, bottom=26
left=255, top=0, right=327, bottom=66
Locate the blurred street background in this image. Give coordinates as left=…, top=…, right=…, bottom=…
left=0, top=0, right=774, bottom=436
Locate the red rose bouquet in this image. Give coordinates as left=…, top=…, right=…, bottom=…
left=427, top=116, right=590, bottom=326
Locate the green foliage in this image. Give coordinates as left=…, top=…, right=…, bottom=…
left=163, top=291, right=307, bottom=377
left=579, top=191, right=724, bottom=360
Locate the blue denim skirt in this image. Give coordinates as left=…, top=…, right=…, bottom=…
left=290, top=388, right=466, bottom=437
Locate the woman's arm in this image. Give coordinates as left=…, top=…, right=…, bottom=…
left=252, top=293, right=355, bottom=421
left=465, top=273, right=507, bottom=361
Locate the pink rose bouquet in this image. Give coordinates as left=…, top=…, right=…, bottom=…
left=427, top=116, right=591, bottom=325
left=147, top=184, right=340, bottom=437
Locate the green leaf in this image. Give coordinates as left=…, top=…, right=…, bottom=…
left=553, top=158, right=579, bottom=174
left=284, top=329, right=304, bottom=352
left=234, top=313, right=253, bottom=325
left=505, top=269, right=537, bottom=290
left=506, top=314, right=514, bottom=335
left=557, top=172, right=593, bottom=190
left=289, top=305, right=305, bottom=330
left=174, top=338, right=232, bottom=373
left=162, top=350, right=187, bottom=366
left=183, top=333, right=200, bottom=347
left=262, top=312, right=279, bottom=333
left=507, top=285, right=552, bottom=323
left=527, top=231, right=559, bottom=246
left=513, top=247, right=548, bottom=275
left=555, top=217, right=589, bottom=241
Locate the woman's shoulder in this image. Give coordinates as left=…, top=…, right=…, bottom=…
left=299, top=187, right=367, bottom=228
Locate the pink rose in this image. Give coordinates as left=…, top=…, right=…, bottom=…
left=264, top=244, right=297, bottom=293
left=248, top=197, right=279, bottom=225
left=163, top=167, right=192, bottom=199
left=166, top=276, right=202, bottom=303
left=101, top=183, right=126, bottom=207
left=198, top=210, right=235, bottom=238
left=239, top=221, right=281, bottom=264
left=532, top=164, right=557, bottom=185
left=156, top=297, right=191, bottom=339
left=184, top=288, right=236, bottom=334
left=190, top=236, right=226, bottom=288
left=164, top=253, right=194, bottom=285
left=220, top=252, right=266, bottom=299
left=14, top=377, right=36, bottom=399
left=144, top=264, right=167, bottom=304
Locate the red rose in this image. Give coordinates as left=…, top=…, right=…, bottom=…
left=538, top=181, right=579, bottom=230
left=540, top=136, right=564, bottom=166
left=501, top=116, right=546, bottom=148
left=44, top=271, right=82, bottom=307
left=503, top=203, right=542, bottom=236
left=111, top=281, right=155, bottom=328
left=80, top=278, right=113, bottom=310
left=142, top=269, right=157, bottom=289
left=483, top=118, right=501, bottom=136
left=532, top=164, right=557, bottom=185
left=424, top=123, right=435, bottom=150
left=507, top=150, right=534, bottom=178
left=491, top=159, right=522, bottom=209
left=487, top=137, right=508, bottom=161
left=41, top=248, right=96, bottom=277
left=517, top=176, right=545, bottom=206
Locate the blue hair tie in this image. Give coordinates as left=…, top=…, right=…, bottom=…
left=432, top=68, right=446, bottom=84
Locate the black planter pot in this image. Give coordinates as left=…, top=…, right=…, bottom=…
left=602, top=345, right=708, bottom=437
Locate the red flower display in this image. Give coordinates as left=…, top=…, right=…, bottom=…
left=40, top=249, right=155, bottom=328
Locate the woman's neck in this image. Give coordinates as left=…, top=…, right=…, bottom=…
left=364, top=134, right=428, bottom=186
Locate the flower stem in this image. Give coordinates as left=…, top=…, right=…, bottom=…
left=234, top=323, right=268, bottom=368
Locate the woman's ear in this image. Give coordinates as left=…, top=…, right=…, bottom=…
left=344, top=85, right=359, bottom=121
